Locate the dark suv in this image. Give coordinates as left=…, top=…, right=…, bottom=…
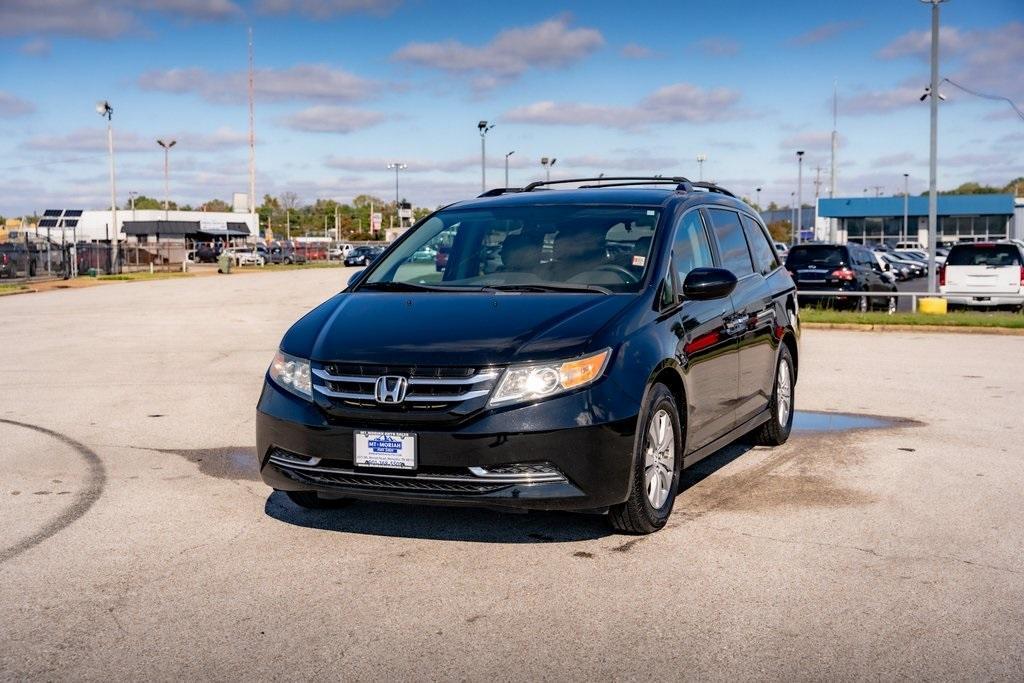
left=257, top=178, right=800, bottom=533
left=786, top=243, right=897, bottom=313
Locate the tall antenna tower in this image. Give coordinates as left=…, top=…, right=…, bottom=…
left=829, top=79, right=838, bottom=242
left=248, top=27, right=256, bottom=221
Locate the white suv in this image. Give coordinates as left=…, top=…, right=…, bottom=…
left=940, top=242, right=1024, bottom=310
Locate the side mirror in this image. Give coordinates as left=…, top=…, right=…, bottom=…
left=883, top=263, right=891, bottom=271
left=682, top=267, right=738, bottom=301
left=347, top=269, right=364, bottom=288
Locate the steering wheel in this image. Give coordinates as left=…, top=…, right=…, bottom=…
left=594, top=264, right=639, bottom=283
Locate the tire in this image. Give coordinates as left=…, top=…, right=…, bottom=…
left=750, top=344, right=795, bottom=447
left=284, top=490, right=350, bottom=509
left=283, top=257, right=293, bottom=265
left=609, top=384, right=683, bottom=534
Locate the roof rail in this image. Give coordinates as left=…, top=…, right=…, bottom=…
left=690, top=181, right=737, bottom=198
left=476, top=187, right=523, bottom=198
left=521, top=176, right=694, bottom=192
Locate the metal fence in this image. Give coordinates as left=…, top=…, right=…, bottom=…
left=797, top=290, right=1022, bottom=314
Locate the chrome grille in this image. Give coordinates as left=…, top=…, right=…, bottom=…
left=311, top=363, right=501, bottom=418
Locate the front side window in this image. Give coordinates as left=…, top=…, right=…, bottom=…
left=707, top=208, right=753, bottom=277
left=362, top=205, right=661, bottom=293
left=739, top=214, right=778, bottom=275
left=673, top=210, right=714, bottom=284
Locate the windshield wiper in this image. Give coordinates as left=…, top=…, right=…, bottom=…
left=485, top=283, right=613, bottom=295
left=358, top=281, right=488, bottom=293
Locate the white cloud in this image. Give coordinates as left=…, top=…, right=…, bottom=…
left=620, top=43, right=654, bottom=59
left=19, top=38, right=51, bottom=56
left=790, top=20, right=862, bottom=46
left=257, top=0, right=400, bottom=18
left=836, top=84, right=923, bottom=116
left=20, top=125, right=248, bottom=153
left=393, top=15, right=604, bottom=88
left=503, top=82, right=743, bottom=129
left=0, top=91, right=35, bottom=118
left=0, top=0, right=240, bottom=38
left=692, top=37, right=739, bottom=57
left=279, top=106, right=387, bottom=133
left=876, top=25, right=968, bottom=60
left=138, top=64, right=382, bottom=104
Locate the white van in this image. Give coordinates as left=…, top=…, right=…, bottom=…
left=940, top=242, right=1024, bottom=309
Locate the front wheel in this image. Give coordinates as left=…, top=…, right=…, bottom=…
left=609, top=384, right=682, bottom=534
left=283, top=257, right=293, bottom=265
left=750, top=344, right=795, bottom=447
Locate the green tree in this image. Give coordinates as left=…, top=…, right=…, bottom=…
left=201, top=198, right=231, bottom=212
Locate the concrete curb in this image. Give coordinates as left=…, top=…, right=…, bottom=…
left=802, top=322, right=1024, bottom=336
left=0, top=287, right=36, bottom=297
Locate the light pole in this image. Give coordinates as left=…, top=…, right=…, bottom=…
left=96, top=100, right=118, bottom=273
left=157, top=139, right=176, bottom=221
left=903, top=173, right=910, bottom=243
left=796, top=150, right=805, bottom=245
left=921, top=0, right=947, bottom=293
left=387, top=162, right=406, bottom=225
left=129, top=191, right=138, bottom=222
left=696, top=153, right=707, bottom=182
left=504, top=151, right=515, bottom=188
left=478, top=120, right=494, bottom=192
left=755, top=187, right=762, bottom=212
left=790, top=192, right=796, bottom=244
left=541, top=157, right=557, bottom=182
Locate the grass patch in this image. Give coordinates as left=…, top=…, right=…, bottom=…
left=0, top=283, right=29, bottom=295
left=94, top=271, right=194, bottom=282
left=801, top=308, right=1024, bottom=329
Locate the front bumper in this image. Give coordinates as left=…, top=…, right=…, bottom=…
left=256, top=379, right=638, bottom=511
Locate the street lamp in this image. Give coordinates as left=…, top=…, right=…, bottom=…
left=157, top=139, right=176, bottom=221
left=541, top=157, right=557, bottom=182
left=903, top=173, right=910, bottom=243
left=920, top=0, right=948, bottom=293
left=696, top=153, right=707, bottom=182
left=129, top=190, right=138, bottom=221
left=504, top=151, right=515, bottom=188
left=796, top=150, right=805, bottom=245
left=387, top=162, right=407, bottom=226
left=477, top=120, right=494, bottom=192
left=790, top=192, right=796, bottom=244
left=96, top=100, right=118, bottom=274
left=755, top=187, right=762, bottom=212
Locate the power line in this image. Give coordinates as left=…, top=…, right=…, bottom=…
left=941, top=77, right=1024, bottom=123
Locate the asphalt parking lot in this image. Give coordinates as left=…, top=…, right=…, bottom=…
left=2, top=268, right=1022, bottom=680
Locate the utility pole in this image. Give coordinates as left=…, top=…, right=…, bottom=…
left=696, top=154, right=707, bottom=182
left=923, top=0, right=947, bottom=293
left=248, top=27, right=256, bottom=220
left=387, top=162, right=406, bottom=226
left=755, top=187, right=762, bottom=212
left=541, top=157, right=557, bottom=182
left=96, top=100, right=118, bottom=274
left=829, top=79, right=838, bottom=243
left=129, top=191, right=138, bottom=222
left=796, top=150, right=805, bottom=245
left=790, top=192, right=796, bottom=245
left=477, top=120, right=493, bottom=192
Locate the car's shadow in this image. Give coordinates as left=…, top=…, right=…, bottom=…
left=264, top=441, right=753, bottom=544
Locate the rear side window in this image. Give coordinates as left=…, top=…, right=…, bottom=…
left=673, top=211, right=714, bottom=282
left=786, top=245, right=847, bottom=269
left=739, top=215, right=778, bottom=275
left=706, top=209, right=753, bottom=276
left=946, top=244, right=1022, bottom=267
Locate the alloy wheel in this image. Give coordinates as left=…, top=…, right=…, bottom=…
left=644, top=409, right=675, bottom=509
left=777, top=359, right=792, bottom=427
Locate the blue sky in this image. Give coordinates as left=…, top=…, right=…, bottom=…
left=1, top=0, right=1021, bottom=216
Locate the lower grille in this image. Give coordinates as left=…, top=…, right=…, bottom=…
left=283, top=468, right=506, bottom=494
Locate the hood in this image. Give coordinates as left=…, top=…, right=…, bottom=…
left=281, top=292, right=635, bottom=366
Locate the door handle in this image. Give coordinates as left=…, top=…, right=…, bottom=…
left=723, top=313, right=747, bottom=336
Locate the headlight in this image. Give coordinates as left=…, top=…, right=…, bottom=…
left=489, top=349, right=611, bottom=407
left=268, top=350, right=312, bottom=400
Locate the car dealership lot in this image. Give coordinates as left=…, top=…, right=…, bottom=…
left=1, top=269, right=1022, bottom=680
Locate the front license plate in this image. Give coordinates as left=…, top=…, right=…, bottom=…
left=354, top=431, right=417, bottom=470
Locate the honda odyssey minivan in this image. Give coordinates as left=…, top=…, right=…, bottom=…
left=257, top=177, right=800, bottom=533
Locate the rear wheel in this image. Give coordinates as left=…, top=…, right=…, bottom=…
left=609, top=384, right=682, bottom=534
left=750, top=344, right=795, bottom=446
left=284, top=490, right=350, bottom=509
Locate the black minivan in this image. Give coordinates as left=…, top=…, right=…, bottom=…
left=257, top=178, right=800, bottom=533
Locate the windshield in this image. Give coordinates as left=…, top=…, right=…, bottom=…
left=947, top=244, right=1022, bottom=267
left=362, top=204, right=661, bottom=293
left=785, top=245, right=847, bottom=268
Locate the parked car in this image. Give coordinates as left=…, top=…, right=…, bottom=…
left=344, top=246, right=383, bottom=266
left=896, top=248, right=945, bottom=267
left=329, top=243, right=354, bottom=260
left=870, top=252, right=899, bottom=285
left=267, top=246, right=307, bottom=265
left=257, top=178, right=800, bottom=534
left=940, top=241, right=1024, bottom=310
left=878, top=253, right=912, bottom=281
left=226, top=247, right=265, bottom=267
left=0, top=243, right=36, bottom=277
left=407, top=246, right=437, bottom=263
left=774, top=241, right=789, bottom=257
left=194, top=244, right=218, bottom=263
left=0, top=247, right=16, bottom=278
left=785, top=243, right=897, bottom=312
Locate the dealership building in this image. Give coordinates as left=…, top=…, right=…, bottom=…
left=816, top=194, right=1020, bottom=246
left=38, top=208, right=258, bottom=245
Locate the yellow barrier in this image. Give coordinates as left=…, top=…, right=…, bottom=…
left=918, top=297, right=947, bottom=315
